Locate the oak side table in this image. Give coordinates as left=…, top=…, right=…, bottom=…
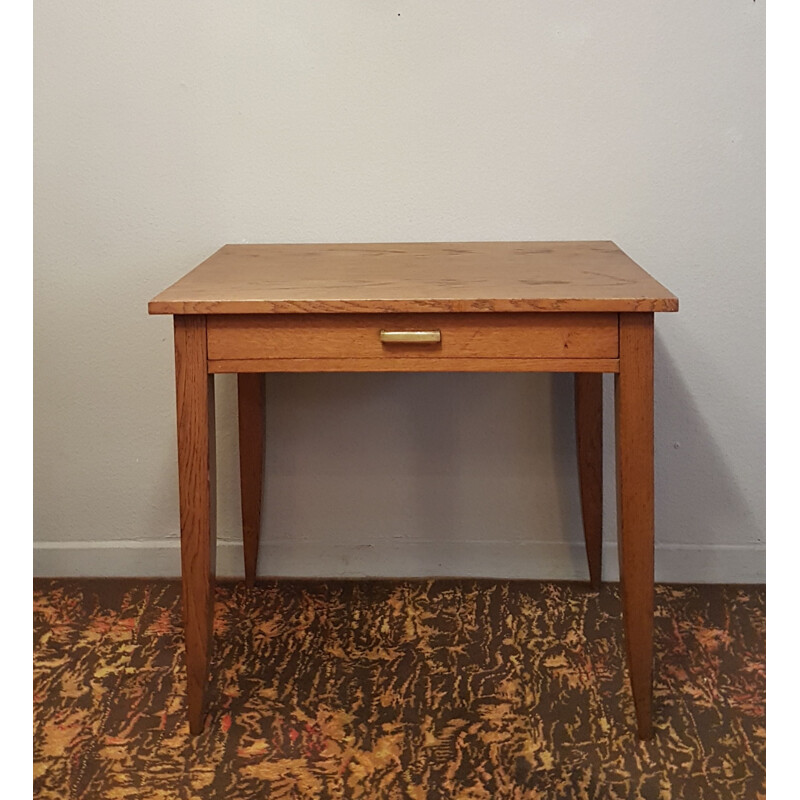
left=148, top=241, right=678, bottom=739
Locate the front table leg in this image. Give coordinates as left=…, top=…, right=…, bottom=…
left=615, top=312, right=655, bottom=739
left=174, top=315, right=217, bottom=735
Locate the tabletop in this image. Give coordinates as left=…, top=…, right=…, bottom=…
left=148, top=241, right=678, bottom=316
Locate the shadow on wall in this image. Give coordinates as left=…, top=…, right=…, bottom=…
left=399, top=371, right=581, bottom=574
left=250, top=370, right=581, bottom=576
left=549, top=372, right=586, bottom=575
left=651, top=336, right=763, bottom=551
left=549, top=332, right=763, bottom=582
left=160, top=328, right=762, bottom=582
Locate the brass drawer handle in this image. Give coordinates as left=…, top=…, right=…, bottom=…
left=379, top=330, right=441, bottom=344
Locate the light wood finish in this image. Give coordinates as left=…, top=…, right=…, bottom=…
left=173, top=315, right=216, bottom=736
left=148, top=242, right=679, bottom=315
left=153, top=242, right=677, bottom=738
left=615, top=313, right=655, bottom=740
left=207, top=313, right=619, bottom=362
left=209, top=357, right=621, bottom=374
left=575, top=373, right=603, bottom=591
left=237, top=374, right=266, bottom=588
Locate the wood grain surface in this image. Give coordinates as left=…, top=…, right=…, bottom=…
left=155, top=245, right=675, bottom=741
left=575, top=373, right=603, bottom=591
left=174, top=315, right=217, bottom=735
left=237, top=374, right=265, bottom=589
left=149, top=242, right=678, bottom=315
left=209, top=357, right=621, bottom=374
left=615, top=312, right=655, bottom=739
left=206, top=312, right=619, bottom=362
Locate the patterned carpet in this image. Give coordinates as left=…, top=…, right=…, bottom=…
left=33, top=579, right=765, bottom=799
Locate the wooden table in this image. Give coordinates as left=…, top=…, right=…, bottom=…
left=149, top=241, right=678, bottom=739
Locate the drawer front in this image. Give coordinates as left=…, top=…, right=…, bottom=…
left=206, top=313, right=618, bottom=361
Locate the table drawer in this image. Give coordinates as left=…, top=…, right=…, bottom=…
left=206, top=313, right=618, bottom=361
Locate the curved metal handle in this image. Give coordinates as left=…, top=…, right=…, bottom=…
left=379, top=330, right=441, bottom=344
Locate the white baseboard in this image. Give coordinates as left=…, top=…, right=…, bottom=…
left=33, top=539, right=765, bottom=583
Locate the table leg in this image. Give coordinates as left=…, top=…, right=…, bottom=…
left=174, top=315, right=216, bottom=735
left=237, top=373, right=266, bottom=587
left=575, top=373, right=603, bottom=590
left=615, top=312, right=655, bottom=739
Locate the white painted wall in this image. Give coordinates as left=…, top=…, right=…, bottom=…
left=34, top=1, right=764, bottom=582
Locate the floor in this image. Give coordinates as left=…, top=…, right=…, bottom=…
left=33, top=579, right=765, bottom=799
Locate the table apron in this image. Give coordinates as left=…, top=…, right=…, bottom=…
left=207, top=357, right=617, bottom=373
left=205, top=312, right=620, bottom=373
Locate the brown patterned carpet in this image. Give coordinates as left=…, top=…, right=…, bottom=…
left=33, top=579, right=765, bottom=799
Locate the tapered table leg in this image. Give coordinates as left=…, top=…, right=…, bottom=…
left=174, top=315, right=216, bottom=735
left=615, top=312, right=655, bottom=739
left=575, top=372, right=603, bottom=590
left=237, top=373, right=266, bottom=587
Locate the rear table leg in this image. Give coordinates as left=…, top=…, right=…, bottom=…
left=575, top=372, right=603, bottom=590
left=237, top=373, right=266, bottom=587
